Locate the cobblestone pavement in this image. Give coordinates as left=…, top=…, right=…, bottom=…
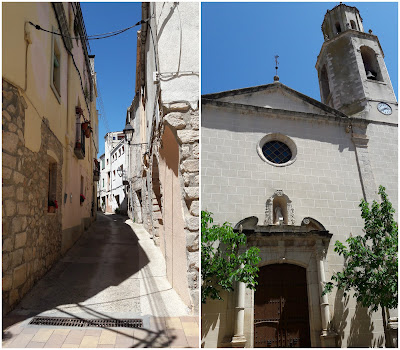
left=2, top=213, right=199, bottom=348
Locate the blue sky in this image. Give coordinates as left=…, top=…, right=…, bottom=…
left=82, top=2, right=398, bottom=156
left=201, top=2, right=398, bottom=101
left=81, top=2, right=142, bottom=156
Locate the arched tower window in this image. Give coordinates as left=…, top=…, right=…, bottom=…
left=360, top=46, right=382, bottom=81
left=335, top=22, right=341, bottom=33
left=350, top=20, right=357, bottom=30
left=320, top=65, right=331, bottom=104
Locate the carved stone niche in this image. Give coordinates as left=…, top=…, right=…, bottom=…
left=264, top=190, right=295, bottom=225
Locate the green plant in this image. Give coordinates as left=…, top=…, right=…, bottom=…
left=323, top=186, right=398, bottom=345
left=201, top=210, right=261, bottom=303
left=115, top=207, right=121, bottom=214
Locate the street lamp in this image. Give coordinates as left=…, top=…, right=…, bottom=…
left=123, top=123, right=134, bottom=144
left=116, top=167, right=124, bottom=177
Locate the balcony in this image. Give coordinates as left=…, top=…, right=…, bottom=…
left=93, top=170, right=100, bottom=181
left=93, top=159, right=100, bottom=181
left=74, top=117, right=86, bottom=159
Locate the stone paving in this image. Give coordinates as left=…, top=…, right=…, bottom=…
left=2, top=213, right=199, bottom=348
left=2, top=316, right=199, bottom=348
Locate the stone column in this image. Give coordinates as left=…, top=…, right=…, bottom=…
left=316, top=244, right=337, bottom=347
left=231, top=277, right=247, bottom=347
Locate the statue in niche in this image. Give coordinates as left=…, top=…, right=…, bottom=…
left=274, top=206, right=284, bottom=225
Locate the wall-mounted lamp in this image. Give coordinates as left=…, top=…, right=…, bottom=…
left=123, top=123, right=134, bottom=144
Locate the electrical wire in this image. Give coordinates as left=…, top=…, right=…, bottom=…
left=28, top=18, right=149, bottom=41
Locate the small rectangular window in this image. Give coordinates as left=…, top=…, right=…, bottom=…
left=48, top=162, right=57, bottom=212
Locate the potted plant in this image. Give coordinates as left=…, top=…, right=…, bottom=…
left=85, top=126, right=92, bottom=138
left=75, top=141, right=82, bottom=149
left=80, top=194, right=86, bottom=205
left=81, top=120, right=90, bottom=131
left=48, top=199, right=58, bottom=213
left=76, top=106, right=83, bottom=115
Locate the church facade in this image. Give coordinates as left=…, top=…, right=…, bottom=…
left=201, top=4, right=397, bottom=348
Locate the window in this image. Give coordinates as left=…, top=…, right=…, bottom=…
left=122, top=146, right=124, bottom=153
left=107, top=159, right=109, bottom=165
left=101, top=158, right=105, bottom=169
left=51, top=28, right=61, bottom=102
left=335, top=22, right=341, bottom=33
left=320, top=65, right=331, bottom=105
left=257, top=133, right=297, bottom=167
left=48, top=160, right=57, bottom=212
left=350, top=20, right=357, bottom=30
left=262, top=141, right=292, bottom=164
left=102, top=178, right=104, bottom=188
left=360, top=46, right=382, bottom=81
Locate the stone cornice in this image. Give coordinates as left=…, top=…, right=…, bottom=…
left=202, top=98, right=398, bottom=128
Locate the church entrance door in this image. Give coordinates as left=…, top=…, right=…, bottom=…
left=254, top=264, right=311, bottom=347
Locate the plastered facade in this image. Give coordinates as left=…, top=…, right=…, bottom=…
left=2, top=3, right=99, bottom=313
left=97, top=132, right=128, bottom=214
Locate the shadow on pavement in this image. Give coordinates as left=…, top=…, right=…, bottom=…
left=2, top=213, right=180, bottom=347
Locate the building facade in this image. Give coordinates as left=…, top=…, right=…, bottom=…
left=201, top=4, right=397, bottom=348
left=2, top=2, right=99, bottom=314
left=124, top=2, right=199, bottom=314
left=97, top=132, right=128, bottom=214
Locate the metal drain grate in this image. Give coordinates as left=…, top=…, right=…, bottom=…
left=29, top=316, right=143, bottom=328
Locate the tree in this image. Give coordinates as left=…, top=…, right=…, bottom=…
left=323, top=186, right=398, bottom=345
left=201, top=210, right=261, bottom=304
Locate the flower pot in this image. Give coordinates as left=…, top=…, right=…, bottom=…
left=81, top=122, right=90, bottom=131
left=48, top=206, right=55, bottom=213
left=75, top=142, right=82, bottom=149
left=76, top=106, right=83, bottom=115
left=85, top=128, right=91, bottom=138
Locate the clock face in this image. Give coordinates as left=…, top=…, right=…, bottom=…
left=377, top=102, right=392, bottom=115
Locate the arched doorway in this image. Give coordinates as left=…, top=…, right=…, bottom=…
left=254, top=264, right=311, bottom=348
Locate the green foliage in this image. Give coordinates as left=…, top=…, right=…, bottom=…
left=201, top=210, right=261, bottom=304
left=115, top=207, right=121, bottom=215
left=323, top=186, right=398, bottom=312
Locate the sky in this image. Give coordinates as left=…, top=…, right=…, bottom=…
left=201, top=2, right=398, bottom=101
left=81, top=2, right=142, bottom=156
left=82, top=2, right=398, bottom=156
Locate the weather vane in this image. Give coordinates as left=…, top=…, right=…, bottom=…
left=275, top=55, right=279, bottom=76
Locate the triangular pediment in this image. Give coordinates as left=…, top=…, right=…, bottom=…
left=202, top=82, right=347, bottom=119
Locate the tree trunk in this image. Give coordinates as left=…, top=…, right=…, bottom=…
left=381, top=305, right=390, bottom=347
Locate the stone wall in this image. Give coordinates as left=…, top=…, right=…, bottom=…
left=140, top=102, right=199, bottom=314
left=165, top=103, right=199, bottom=314
left=2, top=80, right=63, bottom=314
left=201, top=103, right=391, bottom=346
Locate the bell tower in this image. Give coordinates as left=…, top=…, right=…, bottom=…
left=316, top=3, right=397, bottom=121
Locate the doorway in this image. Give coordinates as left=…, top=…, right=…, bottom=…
left=254, top=264, right=311, bottom=347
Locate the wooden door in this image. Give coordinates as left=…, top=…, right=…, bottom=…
left=254, top=264, right=311, bottom=347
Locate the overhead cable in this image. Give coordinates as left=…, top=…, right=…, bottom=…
left=28, top=18, right=149, bottom=41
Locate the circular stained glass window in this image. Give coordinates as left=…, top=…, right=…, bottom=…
left=262, top=140, right=292, bottom=165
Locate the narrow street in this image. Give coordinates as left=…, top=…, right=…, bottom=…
left=2, top=213, right=198, bottom=348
